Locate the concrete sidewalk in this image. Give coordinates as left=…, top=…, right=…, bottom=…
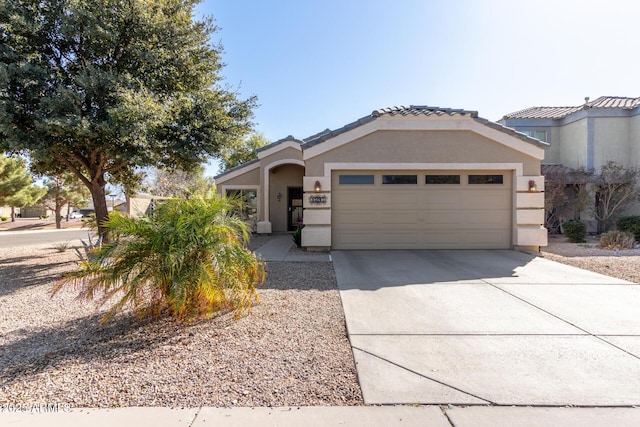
left=3, top=406, right=640, bottom=426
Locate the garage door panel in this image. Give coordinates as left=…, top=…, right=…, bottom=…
left=379, top=211, right=420, bottom=224
left=333, top=231, right=419, bottom=249
left=333, top=192, right=376, bottom=207
left=338, top=211, right=378, bottom=225
left=332, top=170, right=512, bottom=250
left=385, top=191, right=419, bottom=207
left=427, top=210, right=510, bottom=226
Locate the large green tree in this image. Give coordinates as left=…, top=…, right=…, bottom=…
left=0, top=154, right=45, bottom=221
left=0, top=0, right=255, bottom=241
left=218, top=133, right=269, bottom=171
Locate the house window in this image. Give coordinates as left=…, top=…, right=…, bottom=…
left=225, top=189, right=258, bottom=222
left=426, top=175, right=461, bottom=184
left=518, top=129, right=547, bottom=142
left=339, top=174, right=375, bottom=184
left=468, top=175, right=504, bottom=184
left=382, top=174, right=417, bottom=184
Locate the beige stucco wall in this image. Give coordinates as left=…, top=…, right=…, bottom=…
left=259, top=146, right=303, bottom=166
left=215, top=166, right=260, bottom=189
left=268, top=164, right=304, bottom=232
left=594, top=117, right=631, bottom=168
left=304, top=130, right=541, bottom=176
left=557, top=119, right=587, bottom=168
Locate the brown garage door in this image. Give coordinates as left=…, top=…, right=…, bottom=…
left=331, top=170, right=512, bottom=249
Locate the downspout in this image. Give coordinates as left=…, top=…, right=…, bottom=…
left=584, top=97, right=594, bottom=170
left=586, top=116, right=594, bottom=170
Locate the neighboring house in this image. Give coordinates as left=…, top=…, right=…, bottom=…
left=116, top=194, right=171, bottom=218
left=499, top=96, right=640, bottom=171
left=500, top=96, right=640, bottom=227
left=20, top=205, right=54, bottom=218
left=0, top=206, right=13, bottom=218
left=215, top=105, right=548, bottom=251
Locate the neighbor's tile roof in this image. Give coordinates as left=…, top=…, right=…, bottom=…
left=589, top=96, right=640, bottom=109
left=503, top=96, right=640, bottom=120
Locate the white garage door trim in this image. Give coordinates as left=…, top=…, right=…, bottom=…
left=323, top=162, right=523, bottom=176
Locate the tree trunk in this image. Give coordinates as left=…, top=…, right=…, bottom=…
left=89, top=182, right=110, bottom=244
left=55, top=205, right=62, bottom=229
left=10, top=206, right=15, bottom=222
left=66, top=203, right=71, bottom=221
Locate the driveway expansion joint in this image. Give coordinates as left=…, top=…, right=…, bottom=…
left=484, top=280, right=640, bottom=362
left=351, top=345, right=494, bottom=405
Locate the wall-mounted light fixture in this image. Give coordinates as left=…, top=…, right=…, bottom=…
left=314, top=180, right=322, bottom=193
left=528, top=180, right=537, bottom=192
left=277, top=192, right=282, bottom=202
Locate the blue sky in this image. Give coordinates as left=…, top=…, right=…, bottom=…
left=198, top=0, right=640, bottom=176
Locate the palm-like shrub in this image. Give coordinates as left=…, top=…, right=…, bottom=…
left=54, top=195, right=265, bottom=323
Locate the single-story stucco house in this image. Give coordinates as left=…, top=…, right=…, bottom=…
left=215, top=105, right=548, bottom=251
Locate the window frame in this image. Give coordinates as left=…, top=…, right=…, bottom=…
left=382, top=174, right=418, bottom=185
left=425, top=174, right=461, bottom=185
left=468, top=174, right=504, bottom=185
left=338, top=174, right=376, bottom=185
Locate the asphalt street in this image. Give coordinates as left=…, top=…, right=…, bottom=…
left=0, top=229, right=90, bottom=249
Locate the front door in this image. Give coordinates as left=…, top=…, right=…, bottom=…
left=287, top=187, right=303, bottom=231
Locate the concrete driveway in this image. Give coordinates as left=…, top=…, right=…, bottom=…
left=332, top=250, right=640, bottom=406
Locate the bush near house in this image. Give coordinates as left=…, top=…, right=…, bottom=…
left=54, top=196, right=265, bottom=324
left=562, top=220, right=586, bottom=243
left=616, top=216, right=640, bottom=242
left=599, top=230, right=635, bottom=249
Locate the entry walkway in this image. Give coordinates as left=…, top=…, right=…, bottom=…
left=254, top=234, right=330, bottom=262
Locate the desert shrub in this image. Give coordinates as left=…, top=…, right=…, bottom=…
left=599, top=230, right=635, bottom=250
left=562, top=220, right=586, bottom=243
left=292, top=224, right=304, bottom=247
left=616, top=216, right=640, bottom=242
left=53, top=241, right=70, bottom=252
left=54, top=195, right=265, bottom=324
left=0, top=216, right=8, bottom=221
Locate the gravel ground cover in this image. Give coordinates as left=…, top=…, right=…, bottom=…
left=541, top=234, right=640, bottom=283
left=0, top=240, right=362, bottom=407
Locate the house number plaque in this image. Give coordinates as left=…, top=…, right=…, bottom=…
left=309, top=195, right=327, bottom=204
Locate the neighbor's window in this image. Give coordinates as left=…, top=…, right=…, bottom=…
left=339, top=174, right=375, bottom=184
left=226, top=189, right=258, bottom=221
left=518, top=129, right=547, bottom=142
left=382, top=174, right=417, bottom=184
left=468, top=175, right=504, bottom=184
left=426, top=175, right=461, bottom=184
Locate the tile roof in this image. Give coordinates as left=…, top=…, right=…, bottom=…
left=256, top=135, right=302, bottom=153
left=302, top=105, right=481, bottom=148
left=220, top=104, right=549, bottom=178
left=502, top=96, right=640, bottom=120
left=371, top=105, right=479, bottom=118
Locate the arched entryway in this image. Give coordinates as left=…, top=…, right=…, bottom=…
left=264, top=161, right=305, bottom=232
